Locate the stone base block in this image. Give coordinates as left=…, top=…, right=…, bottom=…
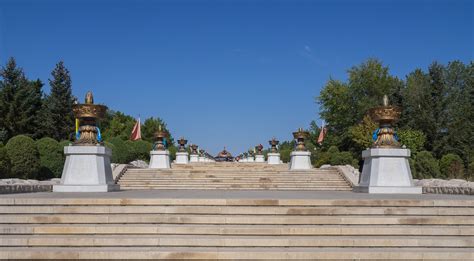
left=356, top=148, right=421, bottom=194
left=175, top=152, right=189, bottom=164
left=255, top=155, right=265, bottom=163
left=247, top=157, right=255, bottom=162
left=149, top=150, right=171, bottom=169
left=53, top=184, right=119, bottom=192
left=290, top=151, right=312, bottom=170
left=189, top=154, right=199, bottom=163
left=353, top=185, right=422, bottom=194
left=199, top=156, right=206, bottom=162
left=267, top=153, right=281, bottom=164
left=53, top=146, right=118, bottom=193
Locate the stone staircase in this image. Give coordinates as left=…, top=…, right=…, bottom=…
left=0, top=195, right=472, bottom=259
left=118, top=163, right=352, bottom=191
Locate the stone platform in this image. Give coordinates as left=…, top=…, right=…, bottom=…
left=0, top=190, right=472, bottom=259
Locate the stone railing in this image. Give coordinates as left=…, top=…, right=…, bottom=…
left=332, top=165, right=360, bottom=187
left=0, top=178, right=60, bottom=194
left=414, top=179, right=474, bottom=195
left=112, top=164, right=129, bottom=183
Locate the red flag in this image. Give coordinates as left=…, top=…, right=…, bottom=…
left=317, top=122, right=327, bottom=145
left=130, top=117, right=142, bottom=141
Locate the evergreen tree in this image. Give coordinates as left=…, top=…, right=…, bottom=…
left=0, top=58, right=43, bottom=141
left=39, top=61, right=75, bottom=140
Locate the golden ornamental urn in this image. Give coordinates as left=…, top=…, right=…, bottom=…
left=190, top=144, right=199, bottom=154
left=177, top=137, right=188, bottom=152
left=368, top=95, right=401, bottom=148
left=255, top=144, right=264, bottom=155
left=72, top=91, right=107, bottom=145
left=153, top=125, right=168, bottom=151
left=293, top=128, right=309, bottom=151
left=269, top=138, right=279, bottom=153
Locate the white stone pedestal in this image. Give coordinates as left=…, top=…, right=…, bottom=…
left=247, top=156, right=255, bottom=162
left=255, top=154, right=265, bottom=163
left=267, top=153, right=281, bottom=165
left=289, top=151, right=312, bottom=170
left=354, top=148, right=421, bottom=194
left=53, top=146, right=119, bottom=192
left=149, top=150, right=171, bottom=169
left=190, top=154, right=199, bottom=163
left=199, top=156, right=206, bottom=162
left=175, top=152, right=189, bottom=164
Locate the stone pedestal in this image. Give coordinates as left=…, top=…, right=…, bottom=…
left=175, top=152, right=189, bottom=164
left=189, top=154, right=199, bottom=163
left=354, top=148, right=421, bottom=194
left=149, top=150, right=171, bottom=169
left=267, top=153, right=281, bottom=165
left=255, top=155, right=265, bottom=163
left=53, top=146, right=119, bottom=192
left=247, top=156, right=255, bottom=162
left=199, top=156, right=206, bottom=162
left=289, top=151, right=312, bottom=170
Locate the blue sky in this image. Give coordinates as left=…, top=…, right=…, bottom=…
left=0, top=0, right=472, bottom=155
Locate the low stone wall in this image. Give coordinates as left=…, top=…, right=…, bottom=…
left=0, top=178, right=60, bottom=194
left=414, top=179, right=474, bottom=195
left=333, top=165, right=360, bottom=187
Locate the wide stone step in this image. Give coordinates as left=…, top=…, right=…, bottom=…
left=118, top=186, right=353, bottom=191
left=2, top=224, right=473, bottom=236
left=2, top=214, right=472, bottom=224
left=3, top=205, right=470, bottom=215
left=117, top=182, right=349, bottom=186
left=2, top=247, right=473, bottom=259
left=1, top=235, right=472, bottom=248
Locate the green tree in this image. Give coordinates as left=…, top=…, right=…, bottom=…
left=36, top=137, right=64, bottom=179
left=142, top=117, right=173, bottom=143
left=413, top=151, right=440, bottom=179
left=349, top=115, right=378, bottom=152
left=39, top=61, right=75, bottom=140
left=440, top=154, right=465, bottom=179
left=125, top=140, right=152, bottom=162
left=0, top=58, right=43, bottom=141
left=109, top=137, right=132, bottom=164
left=102, top=111, right=135, bottom=141
left=5, top=135, right=41, bottom=179
left=0, top=144, right=11, bottom=178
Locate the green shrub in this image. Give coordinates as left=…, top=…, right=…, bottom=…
left=330, top=151, right=355, bottom=166
left=397, top=129, right=426, bottom=155
left=36, top=137, right=63, bottom=179
left=0, top=144, right=11, bottom=178
left=440, top=153, right=465, bottom=179
left=108, top=137, right=132, bottom=164
left=128, top=140, right=152, bottom=162
left=413, top=151, right=440, bottom=179
left=467, top=161, right=474, bottom=181
left=280, top=149, right=292, bottom=163
left=327, top=146, right=339, bottom=154
left=5, top=135, right=41, bottom=179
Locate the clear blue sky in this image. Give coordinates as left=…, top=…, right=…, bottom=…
left=0, top=0, right=472, bottom=155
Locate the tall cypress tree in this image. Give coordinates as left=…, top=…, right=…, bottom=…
left=40, top=61, right=75, bottom=141
left=0, top=57, right=43, bottom=141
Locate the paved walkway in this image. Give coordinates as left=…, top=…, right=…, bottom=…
left=1, top=189, right=472, bottom=200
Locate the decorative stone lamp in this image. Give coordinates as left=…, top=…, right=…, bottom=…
left=255, top=144, right=265, bottom=163
left=289, top=128, right=312, bottom=170
left=247, top=149, right=255, bottom=162
left=149, top=125, right=171, bottom=169
left=53, top=91, right=118, bottom=192
left=354, top=95, right=421, bottom=194
left=175, top=137, right=189, bottom=164
left=267, top=138, right=281, bottom=164
left=199, top=149, right=206, bottom=162
left=189, top=144, right=199, bottom=163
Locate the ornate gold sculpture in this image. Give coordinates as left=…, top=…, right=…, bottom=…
left=73, top=91, right=107, bottom=145
left=269, top=138, right=279, bottom=153
left=255, top=144, right=263, bottom=155
left=190, top=144, right=198, bottom=154
left=177, top=137, right=188, bottom=152
left=293, top=128, right=309, bottom=151
left=368, top=95, right=401, bottom=148
left=153, top=125, right=168, bottom=151
left=248, top=149, right=254, bottom=157
left=199, top=149, right=205, bottom=156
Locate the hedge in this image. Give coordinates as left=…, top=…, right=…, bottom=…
left=0, top=144, right=11, bottom=178
left=440, top=153, right=465, bottom=179
left=108, top=137, right=133, bottom=164
left=126, top=140, right=152, bottom=162
left=413, top=151, right=440, bottom=179
left=36, top=137, right=63, bottom=179
left=5, top=135, right=41, bottom=179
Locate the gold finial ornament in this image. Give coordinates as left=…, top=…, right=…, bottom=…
left=190, top=144, right=199, bottom=154
left=255, top=144, right=264, bottom=155
left=72, top=91, right=107, bottom=145
left=293, top=128, right=310, bottom=151
left=368, top=95, right=402, bottom=148
left=153, top=125, right=168, bottom=151
left=177, top=137, right=188, bottom=152
left=269, top=137, right=279, bottom=153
